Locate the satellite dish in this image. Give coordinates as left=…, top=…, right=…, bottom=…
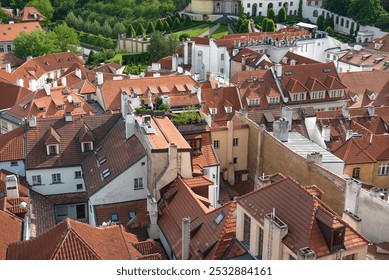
left=19, top=202, right=28, bottom=209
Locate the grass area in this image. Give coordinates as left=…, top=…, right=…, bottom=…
left=106, top=53, right=123, bottom=65
left=210, top=24, right=230, bottom=39
left=332, top=32, right=352, bottom=43
left=173, top=23, right=217, bottom=38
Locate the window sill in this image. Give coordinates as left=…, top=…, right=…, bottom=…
left=134, top=187, right=144, bottom=191
left=32, top=184, right=45, bottom=186
left=50, top=182, right=64, bottom=185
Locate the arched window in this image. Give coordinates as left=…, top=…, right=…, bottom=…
left=352, top=167, right=360, bottom=179
left=313, top=10, right=318, bottom=17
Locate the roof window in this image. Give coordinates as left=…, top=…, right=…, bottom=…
left=214, top=211, right=226, bottom=225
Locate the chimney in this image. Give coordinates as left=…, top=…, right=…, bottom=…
left=346, top=130, right=353, bottom=141
left=96, top=72, right=104, bottom=86
left=5, top=63, right=12, bottom=73
left=64, top=112, right=73, bottom=122
left=322, top=125, right=331, bottom=142
left=263, top=210, right=288, bottom=260
left=125, top=114, right=135, bottom=139
left=205, top=113, right=212, bottom=128
left=26, top=56, right=33, bottom=61
left=208, top=184, right=219, bottom=208
left=121, top=92, right=129, bottom=119
left=75, top=68, right=82, bottom=79
left=256, top=173, right=271, bottom=190
left=281, top=106, right=293, bottom=131
left=162, top=95, right=170, bottom=107
left=367, top=106, right=375, bottom=117
left=307, top=152, right=322, bottom=165
left=275, top=64, right=282, bottom=79
left=371, top=187, right=385, bottom=199
left=344, top=178, right=362, bottom=214
left=273, top=118, right=289, bottom=142
left=61, top=77, right=67, bottom=86
left=241, top=54, right=247, bottom=69
left=28, top=79, right=37, bottom=91
left=29, top=115, right=37, bottom=128
left=182, top=217, right=190, bottom=260
left=52, top=80, right=58, bottom=87
left=43, top=84, right=51, bottom=95
left=184, top=41, right=189, bottom=65
left=297, top=247, right=316, bottom=260
left=172, top=54, right=178, bottom=72
left=342, top=210, right=362, bottom=233
left=5, top=175, right=19, bottom=198
left=342, top=107, right=350, bottom=119
left=16, top=78, right=24, bottom=88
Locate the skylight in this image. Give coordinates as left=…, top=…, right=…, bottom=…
left=214, top=211, right=226, bottom=225
left=284, top=71, right=293, bottom=76
left=322, top=68, right=331, bottom=73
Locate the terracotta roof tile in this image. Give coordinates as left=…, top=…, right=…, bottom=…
left=281, top=51, right=319, bottom=65
left=0, top=211, right=23, bottom=260
left=17, top=7, right=46, bottom=22
left=0, top=22, right=42, bottom=42
left=0, top=68, right=17, bottom=84
left=0, top=126, right=25, bottom=161
left=0, top=52, right=25, bottom=69
left=94, top=62, right=121, bottom=74
left=29, top=191, right=56, bottom=236
left=152, top=116, right=191, bottom=150
left=188, top=132, right=219, bottom=167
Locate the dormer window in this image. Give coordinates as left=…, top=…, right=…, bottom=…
left=210, top=107, right=217, bottom=115
left=81, top=141, right=93, bottom=152
left=225, top=106, right=232, bottom=113
left=47, top=144, right=59, bottom=155
left=269, top=97, right=279, bottom=104
left=248, top=98, right=259, bottom=106
left=74, top=102, right=81, bottom=108
left=56, top=105, right=64, bottom=110
left=369, top=92, right=376, bottom=100
left=38, top=107, right=46, bottom=112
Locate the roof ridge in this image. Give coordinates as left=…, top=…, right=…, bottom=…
left=238, top=177, right=289, bottom=200
left=118, top=225, right=134, bottom=260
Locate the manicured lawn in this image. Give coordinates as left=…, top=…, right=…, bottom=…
left=173, top=23, right=217, bottom=37
left=210, top=24, right=230, bottom=39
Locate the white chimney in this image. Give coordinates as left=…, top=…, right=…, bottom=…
left=307, top=152, right=323, bottom=165
left=257, top=173, right=271, bottom=190
left=182, top=217, right=190, bottom=260
left=5, top=63, right=11, bottom=73
left=367, top=106, right=375, bottom=117
left=125, top=114, right=135, bottom=139
left=151, top=63, right=161, bottom=71
left=5, top=175, right=19, bottom=198
left=75, top=68, right=82, bottom=79
left=43, top=84, right=51, bottom=95
left=29, top=79, right=37, bottom=91
left=29, top=115, right=37, bottom=128
left=61, top=77, right=67, bottom=86
left=275, top=64, right=282, bottom=78
left=172, top=54, right=178, bottom=72
left=67, top=95, right=73, bottom=103
left=16, top=78, right=24, bottom=88
left=281, top=106, right=293, bottom=131
left=273, top=118, right=289, bottom=142
left=208, top=184, right=219, bottom=208
left=153, top=73, right=161, bottom=78
left=297, top=247, right=316, bottom=260
left=26, top=56, right=33, bottom=61
left=162, top=95, right=170, bottom=106
left=121, top=92, right=129, bottom=119
left=96, top=72, right=104, bottom=86
left=322, top=125, right=331, bottom=142
left=342, top=107, right=350, bottom=119
left=52, top=80, right=58, bottom=87
left=64, top=112, right=73, bottom=122
left=346, top=130, right=353, bottom=140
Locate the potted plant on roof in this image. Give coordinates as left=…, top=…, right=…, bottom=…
left=173, top=106, right=207, bottom=133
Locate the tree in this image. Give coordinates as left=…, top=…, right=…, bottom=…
left=102, top=21, right=113, bottom=38
left=267, top=8, right=275, bottom=22
left=325, top=26, right=335, bottom=37
left=236, top=18, right=243, bottom=32
left=278, top=7, right=286, bottom=23
left=238, top=1, right=245, bottom=18
left=155, top=19, right=164, bottom=31
left=51, top=0, right=76, bottom=20
left=179, top=33, right=190, bottom=41
left=136, top=23, right=145, bottom=36
left=262, top=18, right=269, bottom=32
left=323, top=0, right=350, bottom=16
left=127, top=24, right=136, bottom=37
left=25, top=0, right=54, bottom=20
left=317, top=15, right=325, bottom=30
left=146, top=22, right=155, bottom=34
left=324, top=16, right=334, bottom=30
left=383, top=0, right=389, bottom=12
left=113, top=22, right=126, bottom=37
left=91, top=20, right=102, bottom=35
left=239, top=21, right=248, bottom=33
left=298, top=0, right=303, bottom=18
left=172, top=18, right=181, bottom=30
left=184, top=14, right=192, bottom=26
left=166, top=16, right=173, bottom=27
left=0, top=8, right=12, bottom=23
left=162, top=21, right=171, bottom=33
left=348, top=0, right=385, bottom=25
left=14, top=30, right=59, bottom=58
left=147, top=31, right=179, bottom=63
left=65, top=11, right=77, bottom=28
left=266, top=19, right=276, bottom=32
left=53, top=22, right=80, bottom=53
left=87, top=50, right=95, bottom=65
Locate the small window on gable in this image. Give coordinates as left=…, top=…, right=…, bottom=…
left=128, top=211, right=136, bottom=219
left=38, top=107, right=46, bottom=112
left=47, top=144, right=58, bottom=155
left=225, top=106, right=232, bottom=113
left=81, top=141, right=93, bottom=152
left=210, top=107, right=217, bottom=115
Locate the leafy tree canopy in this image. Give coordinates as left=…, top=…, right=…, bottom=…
left=348, top=0, right=385, bottom=25
left=14, top=30, right=59, bottom=58
left=53, top=22, right=80, bottom=53
left=25, top=0, right=54, bottom=20
left=147, top=31, right=179, bottom=63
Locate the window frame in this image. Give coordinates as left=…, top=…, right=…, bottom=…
left=32, top=175, right=42, bottom=186
left=51, top=173, right=61, bottom=184
left=134, top=177, right=144, bottom=190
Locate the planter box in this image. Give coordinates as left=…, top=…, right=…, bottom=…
left=175, top=123, right=207, bottom=134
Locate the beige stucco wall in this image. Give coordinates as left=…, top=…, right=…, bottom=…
left=187, top=0, right=214, bottom=14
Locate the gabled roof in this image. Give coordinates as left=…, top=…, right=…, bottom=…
left=305, top=76, right=327, bottom=91
left=158, top=177, right=239, bottom=260
left=0, top=68, right=17, bottom=84
left=0, top=82, right=32, bottom=111
left=0, top=126, right=25, bottom=162
left=25, top=114, right=121, bottom=169
left=186, top=131, right=219, bottom=167
left=17, top=7, right=46, bottom=22
left=237, top=177, right=369, bottom=258
left=82, top=118, right=146, bottom=196
left=0, top=211, right=22, bottom=260
left=94, top=62, right=121, bottom=74
left=0, top=52, right=25, bottom=69
left=44, top=127, right=61, bottom=145
left=70, top=79, right=96, bottom=95
left=366, top=34, right=389, bottom=53
left=0, top=22, right=42, bottom=42
left=78, top=123, right=95, bottom=142
left=280, top=51, right=320, bottom=65
left=6, top=218, right=164, bottom=260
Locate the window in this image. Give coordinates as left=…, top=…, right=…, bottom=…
left=247, top=3, right=250, bottom=8
left=189, top=139, right=202, bottom=153
left=214, top=140, right=220, bottom=149
left=0, top=46, right=4, bottom=52
left=75, top=171, right=82, bottom=179
left=76, top=184, right=83, bottom=190
left=378, top=164, right=389, bottom=176
left=243, top=213, right=251, bottom=247
left=47, top=144, right=58, bottom=155
left=352, top=167, right=360, bottom=179
left=141, top=161, right=145, bottom=165
left=269, top=97, right=278, bottom=104
left=32, top=175, right=42, bottom=185
left=1, top=120, right=7, bottom=131
left=259, top=3, right=262, bottom=7
left=111, top=213, right=119, bottom=222
left=52, top=173, right=61, bottom=184
left=290, top=2, right=293, bottom=6
left=257, top=227, right=264, bottom=259
left=221, top=54, right=224, bottom=61
left=134, top=178, right=143, bottom=190
left=82, top=142, right=93, bottom=152
left=225, top=106, right=232, bottom=113
left=220, top=68, right=224, bottom=74
left=76, top=204, right=86, bottom=219
left=214, top=211, right=225, bottom=225
left=249, top=99, right=259, bottom=106
left=299, top=93, right=305, bottom=100
left=7, top=45, right=11, bottom=52
left=10, top=161, right=18, bottom=166
left=342, top=254, right=355, bottom=260
left=278, top=2, right=282, bottom=6
left=129, top=211, right=136, bottom=219
left=210, top=107, right=217, bottom=115
left=233, top=138, right=239, bottom=146
left=233, top=157, right=238, bottom=164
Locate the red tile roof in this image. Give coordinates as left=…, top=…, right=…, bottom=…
left=187, top=131, right=219, bottom=167
left=94, top=62, right=122, bottom=74
left=0, top=68, right=17, bottom=84
left=82, top=118, right=146, bottom=196
left=17, top=7, right=46, bottom=22
left=25, top=114, right=121, bottom=169
left=0, top=211, right=22, bottom=260
left=0, top=82, right=31, bottom=111
left=29, top=191, right=55, bottom=236
left=237, top=177, right=369, bottom=258
left=366, top=34, right=389, bottom=53
left=158, top=177, right=238, bottom=260
left=0, top=126, right=25, bottom=162
left=0, top=22, right=42, bottom=42
left=0, top=52, right=25, bottom=69
left=6, top=218, right=164, bottom=260
left=280, top=51, right=320, bottom=65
